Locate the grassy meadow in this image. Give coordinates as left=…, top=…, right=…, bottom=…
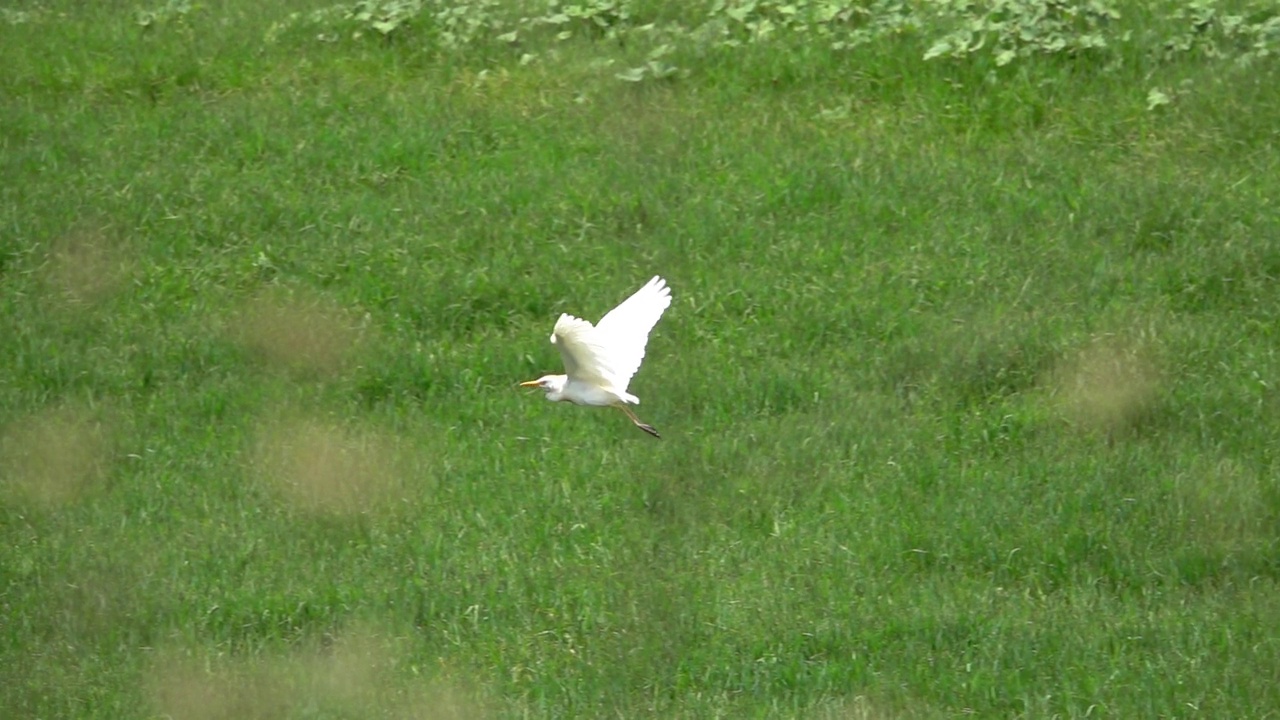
left=2, top=0, right=1279, bottom=716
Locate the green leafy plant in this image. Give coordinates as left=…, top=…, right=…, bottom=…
left=1160, top=0, right=1280, bottom=66
left=136, top=0, right=198, bottom=30
left=922, top=0, right=1122, bottom=67
left=348, top=0, right=422, bottom=38
left=261, top=0, right=1278, bottom=84
left=615, top=42, right=682, bottom=81
left=696, top=0, right=917, bottom=50
left=534, top=0, right=634, bottom=41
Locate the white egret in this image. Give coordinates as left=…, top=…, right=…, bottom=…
left=520, top=275, right=673, bottom=438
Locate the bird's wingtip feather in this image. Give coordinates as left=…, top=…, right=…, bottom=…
left=552, top=313, right=595, bottom=342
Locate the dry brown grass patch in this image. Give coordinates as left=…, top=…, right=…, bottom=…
left=234, top=288, right=365, bottom=376
left=149, top=625, right=489, bottom=719
left=0, top=404, right=111, bottom=506
left=43, top=224, right=130, bottom=307
left=1049, top=335, right=1161, bottom=434
left=250, top=414, right=408, bottom=516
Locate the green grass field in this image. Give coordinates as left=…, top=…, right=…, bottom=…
left=2, top=0, right=1278, bottom=717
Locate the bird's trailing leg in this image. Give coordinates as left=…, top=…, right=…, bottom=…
left=616, top=404, right=661, bottom=439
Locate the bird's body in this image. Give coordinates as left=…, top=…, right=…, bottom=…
left=521, top=276, right=672, bottom=437
left=538, top=376, right=632, bottom=407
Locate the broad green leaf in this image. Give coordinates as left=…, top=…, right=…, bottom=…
left=648, top=43, right=673, bottom=60
left=615, top=66, right=647, bottom=82
left=923, top=39, right=952, bottom=60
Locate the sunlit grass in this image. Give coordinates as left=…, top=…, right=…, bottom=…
left=2, top=1, right=1278, bottom=717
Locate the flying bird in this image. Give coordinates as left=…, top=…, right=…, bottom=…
left=520, top=276, right=672, bottom=438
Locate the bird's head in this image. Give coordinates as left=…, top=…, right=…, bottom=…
left=519, top=374, right=567, bottom=401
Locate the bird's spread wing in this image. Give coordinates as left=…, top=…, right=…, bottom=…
left=551, top=314, right=617, bottom=386
left=593, top=276, right=672, bottom=391
left=550, top=277, right=672, bottom=393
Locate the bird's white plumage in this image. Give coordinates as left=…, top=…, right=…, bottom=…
left=551, top=276, right=671, bottom=397
left=521, top=276, right=670, bottom=437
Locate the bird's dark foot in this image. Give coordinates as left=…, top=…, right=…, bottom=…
left=637, top=423, right=661, bottom=439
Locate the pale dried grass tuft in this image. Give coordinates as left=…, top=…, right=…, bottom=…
left=0, top=404, right=110, bottom=506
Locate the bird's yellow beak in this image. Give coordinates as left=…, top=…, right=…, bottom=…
left=519, top=380, right=541, bottom=388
